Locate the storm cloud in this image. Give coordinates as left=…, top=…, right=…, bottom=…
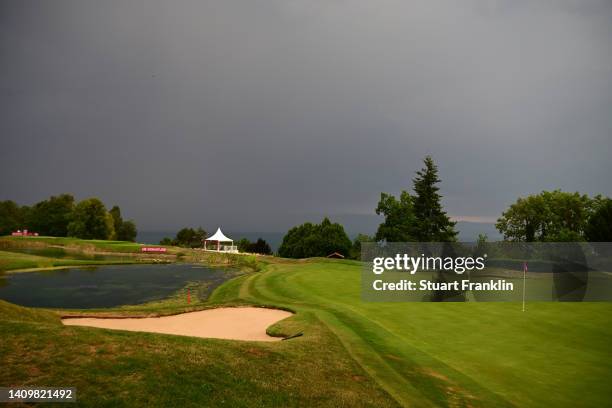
left=1, top=0, right=611, bottom=233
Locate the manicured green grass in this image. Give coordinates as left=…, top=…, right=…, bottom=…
left=1, top=254, right=611, bottom=406
left=211, top=259, right=612, bottom=407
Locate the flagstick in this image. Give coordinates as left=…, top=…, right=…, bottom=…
left=522, top=262, right=527, bottom=312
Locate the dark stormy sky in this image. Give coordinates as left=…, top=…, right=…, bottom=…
left=1, top=0, right=611, bottom=234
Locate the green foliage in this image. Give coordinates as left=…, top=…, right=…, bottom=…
left=236, top=238, right=251, bottom=252
left=585, top=198, right=612, bottom=242
left=118, top=220, right=137, bottom=242
left=375, top=156, right=456, bottom=242
left=0, top=200, right=27, bottom=235
left=172, top=227, right=207, bottom=248
left=1, top=195, right=138, bottom=242
left=496, top=190, right=601, bottom=242
left=109, top=206, right=138, bottom=242
left=67, top=198, right=115, bottom=240
left=237, top=238, right=272, bottom=255
left=375, top=191, right=417, bottom=242
left=159, top=237, right=173, bottom=245
left=279, top=218, right=352, bottom=258
left=26, top=194, right=75, bottom=236
left=412, top=156, right=458, bottom=241
left=349, top=233, right=373, bottom=260
left=109, top=206, right=122, bottom=235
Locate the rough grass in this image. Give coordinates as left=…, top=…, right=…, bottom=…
left=0, top=236, right=262, bottom=273
left=0, top=301, right=398, bottom=407
left=1, top=236, right=144, bottom=252
left=0, top=250, right=140, bottom=272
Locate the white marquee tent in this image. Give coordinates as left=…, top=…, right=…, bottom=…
left=204, top=228, right=237, bottom=253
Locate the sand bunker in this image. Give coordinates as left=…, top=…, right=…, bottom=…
left=62, top=307, right=292, bottom=342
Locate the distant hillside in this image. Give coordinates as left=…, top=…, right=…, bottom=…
left=455, top=221, right=502, bottom=242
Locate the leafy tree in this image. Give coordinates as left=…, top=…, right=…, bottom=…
left=585, top=198, right=612, bottom=242
left=109, top=206, right=123, bottom=235
left=318, top=218, right=352, bottom=256
left=174, top=227, right=207, bottom=248
left=109, top=206, right=137, bottom=241
left=279, top=218, right=351, bottom=258
left=117, top=220, right=137, bottom=242
left=375, top=191, right=417, bottom=242
left=159, top=237, right=173, bottom=245
left=412, top=156, right=457, bottom=241
left=279, top=222, right=316, bottom=258
left=67, top=198, right=115, bottom=240
left=349, top=233, right=373, bottom=260
left=237, top=238, right=251, bottom=252
left=27, top=194, right=75, bottom=236
left=237, top=238, right=272, bottom=255
left=250, top=238, right=273, bottom=255
left=0, top=200, right=26, bottom=235
left=496, top=190, right=595, bottom=241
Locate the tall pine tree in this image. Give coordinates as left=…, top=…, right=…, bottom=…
left=412, top=156, right=458, bottom=241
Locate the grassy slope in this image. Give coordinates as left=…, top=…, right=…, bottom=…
left=1, top=236, right=144, bottom=253
left=211, top=259, right=612, bottom=408
left=0, top=236, right=263, bottom=273
left=0, top=250, right=140, bottom=272
left=0, top=298, right=398, bottom=407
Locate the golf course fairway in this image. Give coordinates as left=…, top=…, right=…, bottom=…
left=211, top=259, right=612, bottom=407
left=2, top=257, right=611, bottom=406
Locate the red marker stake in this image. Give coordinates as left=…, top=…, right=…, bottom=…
left=187, top=289, right=191, bottom=304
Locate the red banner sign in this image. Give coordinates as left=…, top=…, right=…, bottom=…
left=141, top=247, right=168, bottom=253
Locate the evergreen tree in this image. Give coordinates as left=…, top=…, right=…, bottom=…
left=109, top=206, right=123, bottom=236
left=109, top=206, right=137, bottom=241
left=412, top=156, right=457, bottom=241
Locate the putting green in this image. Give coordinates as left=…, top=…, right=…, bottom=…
left=211, top=259, right=612, bottom=407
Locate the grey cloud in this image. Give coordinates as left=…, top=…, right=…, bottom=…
left=1, top=0, right=611, bottom=233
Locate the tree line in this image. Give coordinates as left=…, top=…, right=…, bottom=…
left=278, top=156, right=612, bottom=259
left=278, top=156, right=457, bottom=259
left=496, top=190, right=611, bottom=242
left=160, top=228, right=273, bottom=255
left=0, top=194, right=137, bottom=241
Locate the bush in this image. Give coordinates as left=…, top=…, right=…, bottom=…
left=279, top=218, right=351, bottom=259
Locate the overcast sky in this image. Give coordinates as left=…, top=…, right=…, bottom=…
left=1, top=0, right=611, bottom=233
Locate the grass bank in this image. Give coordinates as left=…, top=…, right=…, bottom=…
left=0, top=299, right=397, bottom=407
left=0, top=236, right=263, bottom=273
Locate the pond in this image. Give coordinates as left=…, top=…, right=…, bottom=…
left=0, top=264, right=237, bottom=309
